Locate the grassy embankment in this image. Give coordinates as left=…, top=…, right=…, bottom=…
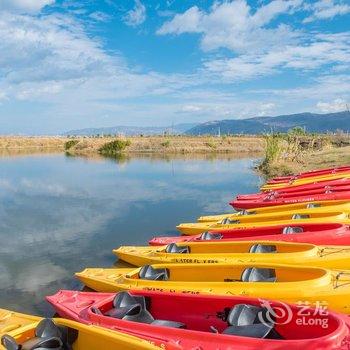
left=1, top=134, right=349, bottom=177
left=0, top=135, right=265, bottom=156
left=258, top=129, right=350, bottom=178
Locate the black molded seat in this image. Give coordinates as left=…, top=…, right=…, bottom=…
left=292, top=214, right=310, bottom=219
left=104, top=292, right=186, bottom=328
left=306, top=203, right=321, bottom=208
left=114, top=291, right=147, bottom=309
left=249, top=244, right=277, bottom=254
left=200, top=231, right=223, bottom=240
left=165, top=243, right=190, bottom=254
left=221, top=218, right=240, bottom=225
left=1, top=319, right=77, bottom=350
left=282, top=226, right=304, bottom=234
left=238, top=210, right=256, bottom=216
left=2, top=336, right=63, bottom=350
left=222, top=304, right=281, bottom=339
left=138, top=265, right=169, bottom=281
left=241, top=268, right=277, bottom=282
left=105, top=292, right=152, bottom=322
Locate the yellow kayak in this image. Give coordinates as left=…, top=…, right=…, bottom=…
left=114, top=241, right=350, bottom=269
left=75, top=263, right=350, bottom=314
left=197, top=200, right=350, bottom=222
left=177, top=210, right=350, bottom=235
left=261, top=173, right=350, bottom=191
left=0, top=309, right=177, bottom=350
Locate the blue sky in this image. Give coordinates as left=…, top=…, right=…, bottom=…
left=0, top=0, right=349, bottom=134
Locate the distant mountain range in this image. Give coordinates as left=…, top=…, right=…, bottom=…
left=63, top=111, right=350, bottom=136
left=186, top=111, right=350, bottom=135
left=63, top=123, right=198, bottom=136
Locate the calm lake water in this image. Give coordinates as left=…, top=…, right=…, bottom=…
left=0, top=153, right=262, bottom=316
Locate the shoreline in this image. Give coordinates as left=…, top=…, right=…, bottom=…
left=1, top=135, right=349, bottom=180
left=0, top=135, right=265, bottom=155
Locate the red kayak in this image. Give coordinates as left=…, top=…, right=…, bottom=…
left=231, top=190, right=350, bottom=209
left=266, top=166, right=350, bottom=185
left=149, top=223, right=350, bottom=246
left=47, top=290, right=350, bottom=350
left=236, top=178, right=350, bottom=201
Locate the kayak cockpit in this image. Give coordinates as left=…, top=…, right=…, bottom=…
left=89, top=291, right=341, bottom=341
left=130, top=264, right=328, bottom=283
left=161, top=241, right=316, bottom=255
left=1, top=318, right=78, bottom=350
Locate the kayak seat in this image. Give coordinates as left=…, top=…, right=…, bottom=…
left=222, top=304, right=282, bottom=339
left=200, top=231, right=223, bottom=240
left=2, top=335, right=63, bottom=350
left=138, top=265, right=169, bottom=281
left=292, top=214, right=310, bottom=219
left=105, top=292, right=186, bottom=329
left=105, top=291, right=148, bottom=319
left=306, top=203, right=321, bottom=208
left=165, top=243, right=190, bottom=254
left=105, top=303, right=142, bottom=319
left=249, top=244, right=277, bottom=254
left=241, top=268, right=277, bottom=282
left=221, top=218, right=240, bottom=225
left=238, top=210, right=256, bottom=216
left=263, top=193, right=276, bottom=201
left=282, top=226, right=304, bottom=234
left=1, top=318, right=78, bottom=350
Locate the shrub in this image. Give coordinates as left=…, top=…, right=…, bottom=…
left=161, top=140, right=171, bottom=147
left=98, top=139, right=131, bottom=156
left=206, top=141, right=217, bottom=149
left=288, top=126, right=307, bottom=136
left=64, top=140, right=79, bottom=150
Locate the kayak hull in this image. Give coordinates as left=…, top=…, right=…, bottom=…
left=47, top=290, right=350, bottom=350
left=177, top=209, right=350, bottom=235
left=199, top=200, right=350, bottom=222
left=261, top=173, right=350, bottom=191
left=149, top=223, right=350, bottom=246
left=114, top=241, right=350, bottom=269
left=75, top=262, right=350, bottom=314
left=266, top=166, right=350, bottom=185
left=232, top=192, right=350, bottom=210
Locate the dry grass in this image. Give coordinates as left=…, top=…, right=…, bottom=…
left=0, top=136, right=68, bottom=150
left=0, top=135, right=265, bottom=155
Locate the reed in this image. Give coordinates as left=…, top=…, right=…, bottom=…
left=258, top=129, right=347, bottom=178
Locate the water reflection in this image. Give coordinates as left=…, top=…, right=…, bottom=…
left=0, top=153, right=262, bottom=315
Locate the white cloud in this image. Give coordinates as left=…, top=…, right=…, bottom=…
left=0, top=12, right=193, bottom=103
left=258, top=103, right=276, bottom=116
left=203, top=32, right=350, bottom=81
left=158, top=1, right=349, bottom=85
left=157, top=0, right=302, bottom=53
left=0, top=0, right=54, bottom=13
left=0, top=90, right=7, bottom=101
left=123, top=0, right=146, bottom=27
left=317, top=98, right=348, bottom=112
left=304, top=0, right=350, bottom=22
left=89, top=11, right=111, bottom=22
left=181, top=105, right=203, bottom=112
left=157, top=6, right=202, bottom=34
